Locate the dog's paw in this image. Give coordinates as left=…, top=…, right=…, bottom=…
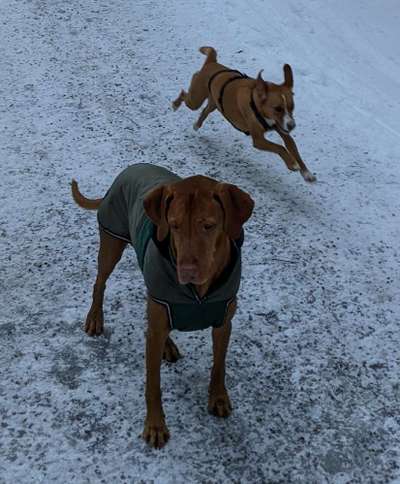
left=85, top=308, right=104, bottom=336
left=172, top=101, right=180, bottom=111
left=208, top=391, right=232, bottom=418
left=142, top=418, right=170, bottom=449
left=301, top=170, right=317, bottom=183
left=163, top=337, right=182, bottom=363
left=193, top=122, right=200, bottom=131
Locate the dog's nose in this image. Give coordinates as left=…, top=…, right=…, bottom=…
left=179, top=263, right=197, bottom=272
left=178, top=264, right=199, bottom=284
left=288, top=119, right=296, bottom=131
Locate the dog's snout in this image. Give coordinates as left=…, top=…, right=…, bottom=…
left=179, top=253, right=199, bottom=267
left=282, top=114, right=296, bottom=133
left=178, top=264, right=199, bottom=284
left=180, top=263, right=197, bottom=273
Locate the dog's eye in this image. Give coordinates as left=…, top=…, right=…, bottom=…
left=204, top=223, right=216, bottom=231
left=170, top=223, right=180, bottom=231
left=274, top=106, right=283, bottom=113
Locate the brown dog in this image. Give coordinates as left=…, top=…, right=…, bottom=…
left=71, top=164, right=254, bottom=448
left=173, top=46, right=316, bottom=183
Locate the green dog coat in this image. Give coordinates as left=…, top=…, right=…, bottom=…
left=97, top=164, right=242, bottom=331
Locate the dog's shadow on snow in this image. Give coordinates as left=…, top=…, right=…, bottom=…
left=193, top=133, right=322, bottom=217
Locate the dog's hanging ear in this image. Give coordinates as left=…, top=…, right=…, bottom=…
left=143, top=185, right=173, bottom=241
left=214, top=183, right=254, bottom=239
left=255, top=69, right=268, bottom=103
left=283, top=64, right=293, bottom=88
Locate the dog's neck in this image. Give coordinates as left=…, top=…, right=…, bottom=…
left=252, top=89, right=275, bottom=129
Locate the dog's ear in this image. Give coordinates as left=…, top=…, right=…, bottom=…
left=255, top=69, right=268, bottom=103
left=214, top=183, right=254, bottom=239
left=143, top=185, right=173, bottom=241
left=283, top=64, right=293, bottom=88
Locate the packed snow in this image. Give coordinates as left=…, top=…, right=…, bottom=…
left=1, top=0, right=399, bottom=482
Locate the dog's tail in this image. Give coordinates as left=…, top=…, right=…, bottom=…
left=71, top=179, right=103, bottom=210
left=199, top=46, right=217, bottom=65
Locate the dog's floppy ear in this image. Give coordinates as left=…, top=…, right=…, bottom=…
left=255, top=69, right=268, bottom=103
left=143, top=185, right=173, bottom=241
left=283, top=64, right=293, bottom=88
left=214, top=183, right=254, bottom=239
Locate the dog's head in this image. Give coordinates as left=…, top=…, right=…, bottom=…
left=254, top=64, right=296, bottom=133
left=144, top=176, right=254, bottom=285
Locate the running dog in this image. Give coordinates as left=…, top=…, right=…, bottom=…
left=173, top=46, right=316, bottom=182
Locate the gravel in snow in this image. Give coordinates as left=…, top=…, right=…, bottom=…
left=1, top=0, right=399, bottom=482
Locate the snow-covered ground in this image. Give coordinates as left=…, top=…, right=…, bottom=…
left=1, top=0, right=399, bottom=482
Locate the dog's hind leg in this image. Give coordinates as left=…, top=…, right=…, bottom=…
left=172, top=89, right=188, bottom=111
left=193, top=98, right=217, bottom=131
left=172, top=72, right=208, bottom=112
left=85, top=229, right=127, bottom=336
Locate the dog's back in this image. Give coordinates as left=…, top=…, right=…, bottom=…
left=198, top=46, right=235, bottom=83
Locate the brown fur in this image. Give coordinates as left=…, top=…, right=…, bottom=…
left=71, top=173, right=254, bottom=448
left=172, top=46, right=316, bottom=183
left=71, top=180, right=103, bottom=209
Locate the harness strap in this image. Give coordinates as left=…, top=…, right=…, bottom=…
left=249, top=89, right=274, bottom=132
left=219, top=74, right=248, bottom=114
left=207, top=69, right=243, bottom=92
left=208, top=69, right=250, bottom=136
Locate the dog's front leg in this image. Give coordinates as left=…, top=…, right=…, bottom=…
left=208, top=299, right=236, bottom=417
left=193, top=99, right=216, bottom=131
left=276, top=130, right=316, bottom=182
left=251, top=133, right=300, bottom=172
left=142, top=298, right=171, bottom=449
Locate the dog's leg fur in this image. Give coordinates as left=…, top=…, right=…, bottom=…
left=172, top=46, right=216, bottom=113
left=193, top=98, right=217, bottom=130
left=251, top=133, right=300, bottom=172
left=143, top=298, right=171, bottom=448
left=172, top=71, right=208, bottom=112
left=277, top=132, right=316, bottom=182
left=85, top=229, right=127, bottom=336
left=163, top=336, right=182, bottom=362
left=208, top=299, right=236, bottom=418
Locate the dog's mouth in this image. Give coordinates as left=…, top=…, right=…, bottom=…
left=177, top=267, right=206, bottom=286
left=178, top=275, right=198, bottom=285
left=178, top=272, right=211, bottom=286
left=280, top=116, right=296, bottom=134
left=277, top=123, right=294, bottom=134
left=263, top=116, right=276, bottom=128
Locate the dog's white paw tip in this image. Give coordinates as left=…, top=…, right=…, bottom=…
left=302, top=171, right=316, bottom=183
left=193, top=123, right=200, bottom=131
